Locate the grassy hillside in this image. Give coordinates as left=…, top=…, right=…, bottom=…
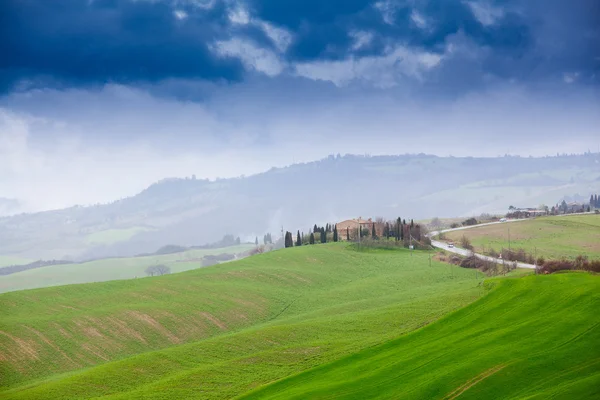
left=0, top=244, right=254, bottom=293
left=445, top=214, right=600, bottom=260
left=0, top=244, right=484, bottom=398
left=243, top=272, right=600, bottom=400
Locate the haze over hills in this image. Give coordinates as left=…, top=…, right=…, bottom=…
left=1, top=152, right=598, bottom=261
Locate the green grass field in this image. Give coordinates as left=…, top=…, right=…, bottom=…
left=446, top=214, right=600, bottom=260
left=0, top=244, right=254, bottom=293
left=243, top=272, right=600, bottom=400
left=0, top=244, right=484, bottom=398
left=1, top=244, right=597, bottom=400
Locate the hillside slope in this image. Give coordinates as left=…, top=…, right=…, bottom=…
left=445, top=214, right=600, bottom=260
left=0, top=245, right=482, bottom=398
left=1, top=153, right=598, bottom=260
left=0, top=244, right=254, bottom=294
left=243, top=272, right=600, bottom=400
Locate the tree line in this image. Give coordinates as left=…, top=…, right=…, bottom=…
left=283, top=217, right=427, bottom=249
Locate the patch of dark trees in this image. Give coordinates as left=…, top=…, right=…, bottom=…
left=283, top=218, right=430, bottom=250
left=0, top=259, right=74, bottom=276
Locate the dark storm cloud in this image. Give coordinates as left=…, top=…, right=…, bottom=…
left=0, top=0, right=598, bottom=93
left=0, top=0, right=244, bottom=91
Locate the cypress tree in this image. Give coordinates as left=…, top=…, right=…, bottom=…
left=333, top=225, right=338, bottom=242
left=410, top=219, right=414, bottom=228
left=371, top=222, right=376, bottom=239
left=255, top=237, right=258, bottom=245
left=346, top=227, right=350, bottom=241
left=296, top=230, right=302, bottom=246
left=310, top=232, right=315, bottom=244
left=321, top=228, right=326, bottom=243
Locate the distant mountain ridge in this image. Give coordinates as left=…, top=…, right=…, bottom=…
left=0, top=153, right=598, bottom=260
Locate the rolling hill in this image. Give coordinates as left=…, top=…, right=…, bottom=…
left=445, top=214, right=600, bottom=260
left=242, top=272, right=600, bottom=400
left=0, top=153, right=598, bottom=261
left=0, top=244, right=483, bottom=398
left=0, top=244, right=254, bottom=294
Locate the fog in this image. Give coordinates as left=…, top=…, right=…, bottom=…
left=2, top=80, right=598, bottom=213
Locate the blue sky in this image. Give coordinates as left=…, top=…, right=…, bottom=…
left=0, top=0, right=599, bottom=211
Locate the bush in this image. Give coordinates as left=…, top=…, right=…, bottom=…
left=458, top=255, right=514, bottom=276
left=485, top=248, right=500, bottom=258
left=500, top=247, right=535, bottom=264
left=461, top=217, right=478, bottom=226
left=537, top=255, right=600, bottom=274
left=459, top=235, right=474, bottom=251
left=450, top=223, right=460, bottom=229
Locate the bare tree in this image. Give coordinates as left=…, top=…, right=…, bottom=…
left=145, top=265, right=156, bottom=277
left=145, top=264, right=171, bottom=277
left=155, top=264, right=171, bottom=275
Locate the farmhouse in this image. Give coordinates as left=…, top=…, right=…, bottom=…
left=336, top=218, right=380, bottom=240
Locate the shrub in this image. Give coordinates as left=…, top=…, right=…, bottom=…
left=460, top=235, right=474, bottom=251
left=485, top=248, right=500, bottom=258
left=537, top=256, right=600, bottom=274
left=457, top=255, right=514, bottom=276
left=461, top=217, right=478, bottom=226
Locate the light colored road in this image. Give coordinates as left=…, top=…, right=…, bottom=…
left=427, top=219, right=535, bottom=269
left=426, top=212, right=595, bottom=270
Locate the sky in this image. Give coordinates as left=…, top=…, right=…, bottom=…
left=0, top=0, right=599, bottom=213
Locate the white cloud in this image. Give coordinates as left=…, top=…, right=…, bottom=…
left=226, top=5, right=293, bottom=53
left=563, top=72, right=580, bottom=84
left=465, top=1, right=505, bottom=26
left=228, top=6, right=250, bottom=25
left=374, top=1, right=396, bottom=25
left=259, top=21, right=293, bottom=52
left=294, top=46, right=443, bottom=88
left=173, top=10, right=188, bottom=20
left=410, top=10, right=428, bottom=29
left=212, top=38, right=285, bottom=76
left=349, top=31, right=374, bottom=51
left=185, top=0, right=217, bottom=9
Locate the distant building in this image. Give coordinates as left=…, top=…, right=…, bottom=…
left=336, top=217, right=376, bottom=240
left=566, top=202, right=585, bottom=213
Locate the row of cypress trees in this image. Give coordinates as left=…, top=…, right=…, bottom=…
left=284, top=225, right=341, bottom=248
left=283, top=217, right=422, bottom=248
